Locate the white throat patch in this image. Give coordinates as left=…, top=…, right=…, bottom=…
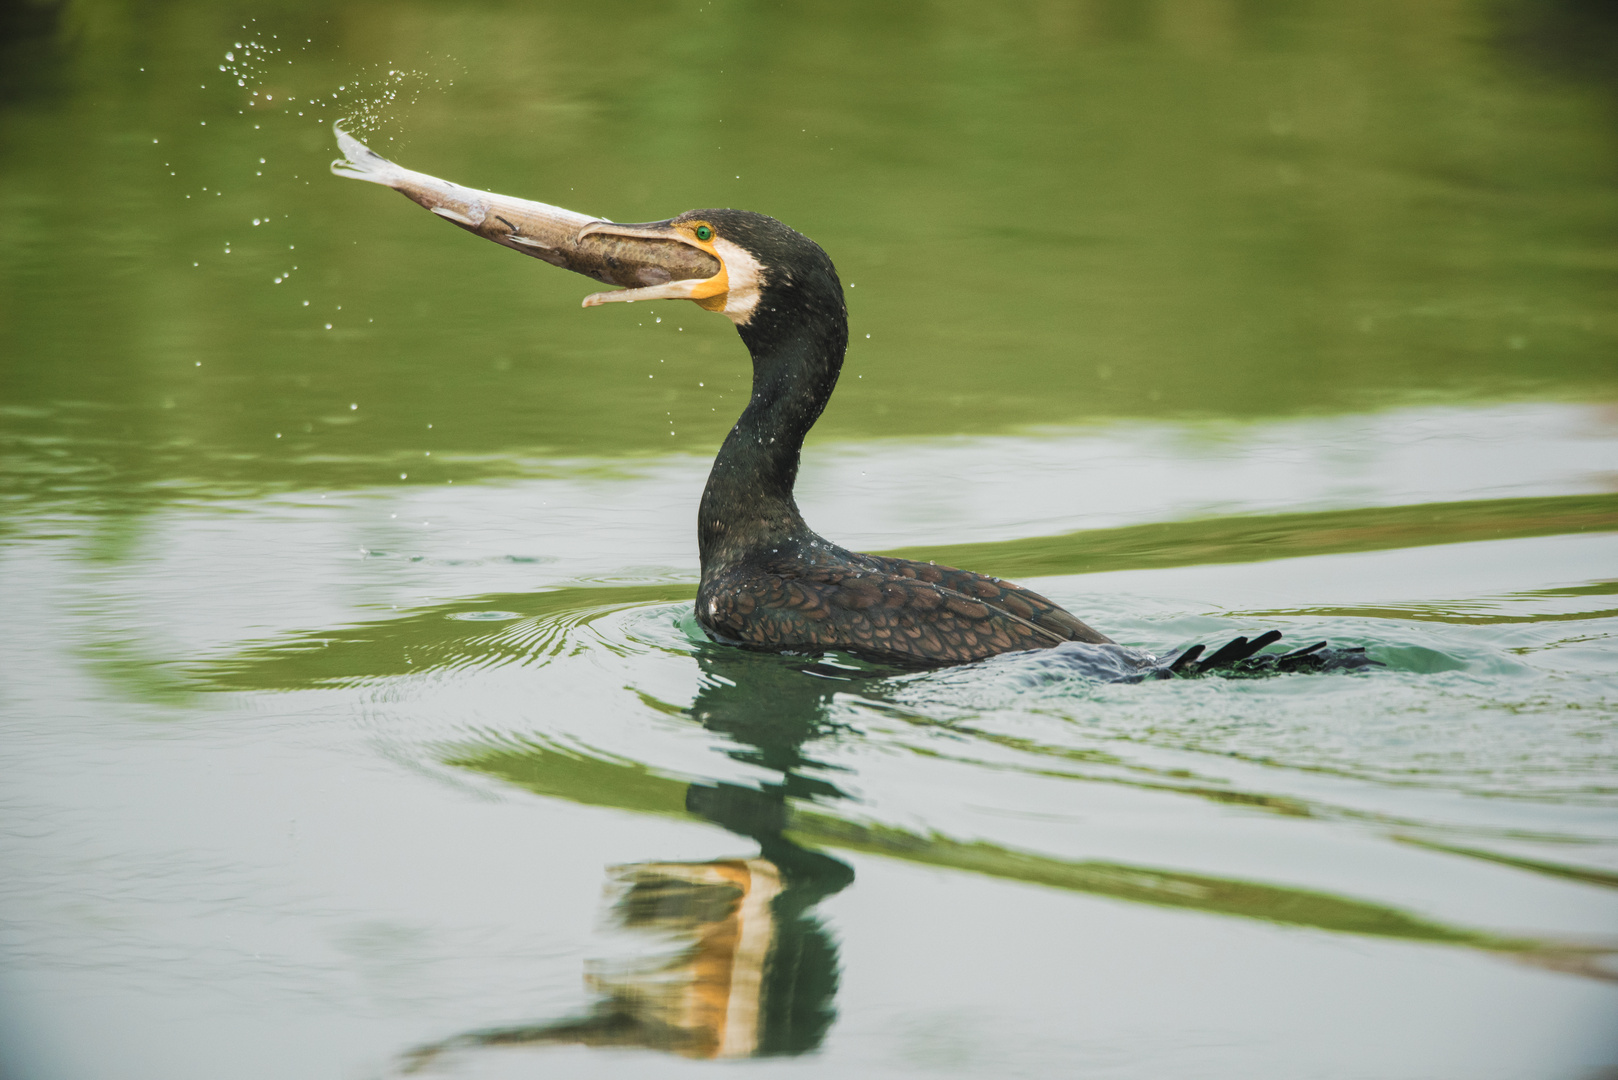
left=713, top=237, right=765, bottom=325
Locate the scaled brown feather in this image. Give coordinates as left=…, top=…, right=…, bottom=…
left=699, top=552, right=1109, bottom=667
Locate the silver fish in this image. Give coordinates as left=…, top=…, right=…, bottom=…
left=329, top=125, right=720, bottom=295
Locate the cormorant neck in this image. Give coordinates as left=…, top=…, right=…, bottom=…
left=699, top=280, right=848, bottom=571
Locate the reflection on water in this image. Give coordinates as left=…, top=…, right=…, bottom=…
left=402, top=649, right=856, bottom=1069
left=447, top=629, right=1615, bottom=956
left=399, top=854, right=836, bottom=1068
left=387, top=613, right=1617, bottom=1073
left=6, top=469, right=1617, bottom=1079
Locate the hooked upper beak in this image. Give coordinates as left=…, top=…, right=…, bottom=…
left=575, top=220, right=731, bottom=313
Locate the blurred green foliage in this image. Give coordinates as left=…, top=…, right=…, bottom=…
left=2, top=0, right=1615, bottom=509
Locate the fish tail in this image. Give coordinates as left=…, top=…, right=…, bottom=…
left=330, top=124, right=402, bottom=186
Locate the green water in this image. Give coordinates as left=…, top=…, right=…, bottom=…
left=2, top=2, right=1616, bottom=1077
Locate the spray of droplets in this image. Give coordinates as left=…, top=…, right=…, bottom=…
left=213, top=22, right=455, bottom=140
left=189, top=18, right=459, bottom=335
left=329, top=66, right=450, bottom=141
left=216, top=33, right=275, bottom=99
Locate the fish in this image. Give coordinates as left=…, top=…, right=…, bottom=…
left=329, top=124, right=721, bottom=295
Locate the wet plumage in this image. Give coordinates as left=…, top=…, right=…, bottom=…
left=332, top=129, right=1377, bottom=674
left=700, top=550, right=1109, bottom=667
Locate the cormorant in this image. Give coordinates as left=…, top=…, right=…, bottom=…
left=332, top=128, right=1369, bottom=675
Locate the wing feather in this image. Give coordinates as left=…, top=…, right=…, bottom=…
left=701, top=560, right=1086, bottom=665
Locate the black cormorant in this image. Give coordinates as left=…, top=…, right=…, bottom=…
left=332, top=128, right=1368, bottom=674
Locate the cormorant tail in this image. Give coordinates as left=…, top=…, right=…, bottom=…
left=1162, top=630, right=1380, bottom=677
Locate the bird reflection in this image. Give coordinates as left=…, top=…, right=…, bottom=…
left=399, top=647, right=858, bottom=1072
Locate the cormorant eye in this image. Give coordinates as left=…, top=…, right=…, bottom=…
left=694, top=225, right=713, bottom=242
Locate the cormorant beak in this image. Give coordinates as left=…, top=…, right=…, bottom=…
left=575, top=220, right=731, bottom=313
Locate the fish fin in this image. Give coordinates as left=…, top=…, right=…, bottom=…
left=430, top=205, right=480, bottom=226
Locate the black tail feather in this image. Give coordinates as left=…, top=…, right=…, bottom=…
left=1167, top=643, right=1205, bottom=673
left=1277, top=640, right=1328, bottom=661
left=1160, top=631, right=1380, bottom=678
left=1247, top=628, right=1285, bottom=652
left=1198, top=635, right=1250, bottom=668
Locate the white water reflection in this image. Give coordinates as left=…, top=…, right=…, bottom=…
left=800, top=402, right=1618, bottom=547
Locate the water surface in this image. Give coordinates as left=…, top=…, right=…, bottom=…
left=2, top=2, right=1616, bottom=1077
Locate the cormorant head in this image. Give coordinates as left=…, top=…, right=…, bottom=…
left=577, top=209, right=845, bottom=353
left=326, top=129, right=843, bottom=351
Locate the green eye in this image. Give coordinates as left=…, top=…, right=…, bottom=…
left=694, top=225, right=713, bottom=242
